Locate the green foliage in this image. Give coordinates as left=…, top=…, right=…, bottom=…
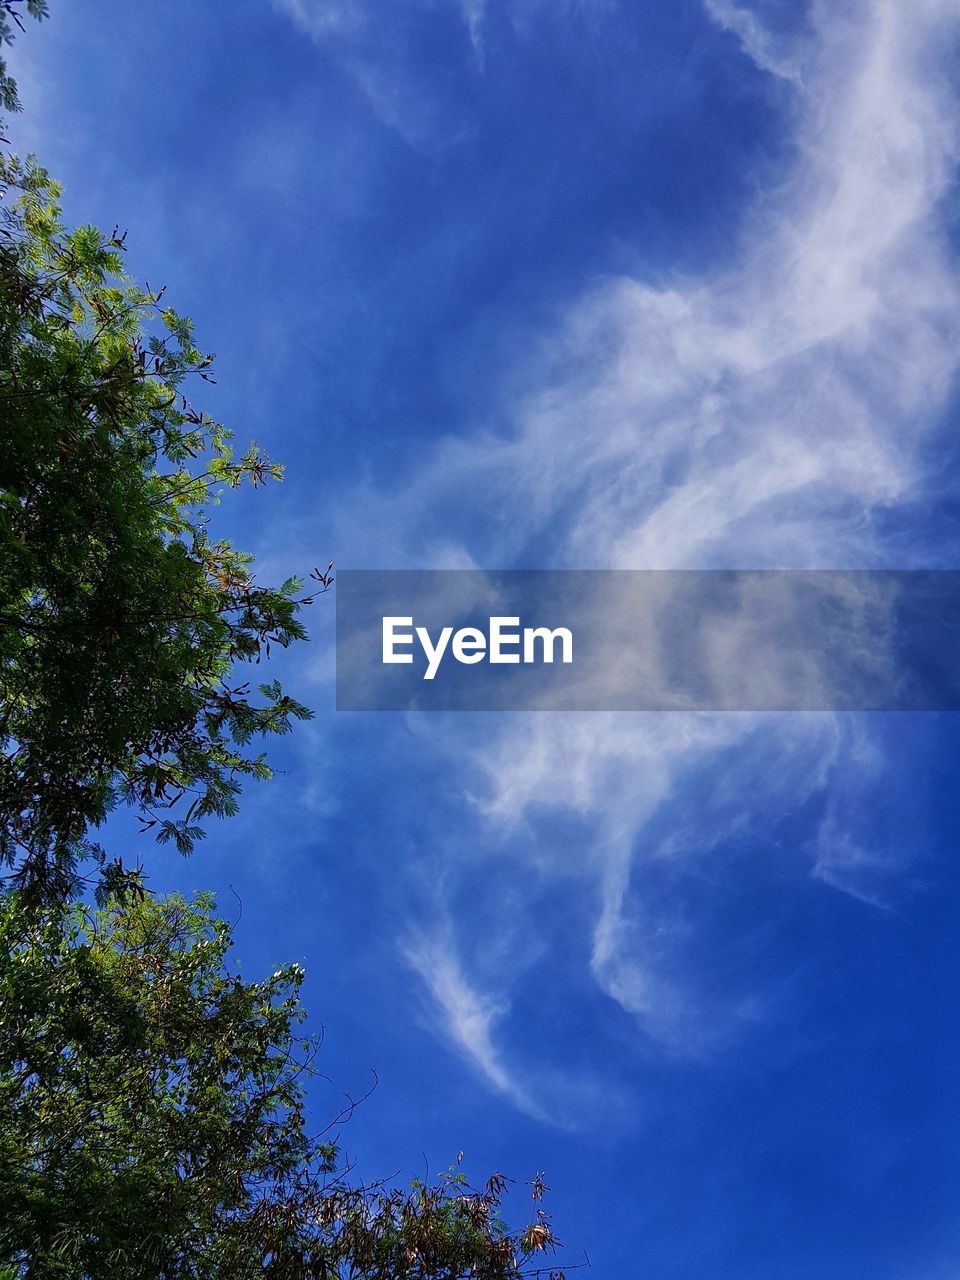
left=0, top=1, right=47, bottom=118
left=0, top=154, right=329, bottom=898
left=0, top=17, right=575, bottom=1280
left=0, top=889, right=566, bottom=1279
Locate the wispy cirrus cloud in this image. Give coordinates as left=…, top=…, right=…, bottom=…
left=273, top=0, right=616, bottom=148
left=272, top=0, right=483, bottom=149
left=251, top=0, right=960, bottom=1113
left=703, top=0, right=806, bottom=86
left=275, top=0, right=367, bottom=39
left=404, top=927, right=544, bottom=1117
left=318, top=0, right=960, bottom=1114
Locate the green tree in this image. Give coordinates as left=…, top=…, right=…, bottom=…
left=0, top=153, right=329, bottom=899
left=0, top=17, right=575, bottom=1280
left=0, top=889, right=565, bottom=1280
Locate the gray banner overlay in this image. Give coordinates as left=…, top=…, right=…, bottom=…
left=335, top=570, right=960, bottom=711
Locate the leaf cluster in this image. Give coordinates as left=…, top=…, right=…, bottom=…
left=0, top=890, right=569, bottom=1280
left=0, top=1, right=47, bottom=119
left=0, top=15, right=578, bottom=1278
left=0, top=155, right=324, bottom=898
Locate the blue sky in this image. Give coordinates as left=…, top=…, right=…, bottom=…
left=11, top=0, right=960, bottom=1275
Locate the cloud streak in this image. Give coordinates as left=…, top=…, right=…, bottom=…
left=404, top=927, right=545, bottom=1119
left=273, top=0, right=481, bottom=150
left=328, top=0, right=960, bottom=1115
left=703, top=0, right=805, bottom=86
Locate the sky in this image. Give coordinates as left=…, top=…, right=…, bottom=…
left=9, top=0, right=960, bottom=1275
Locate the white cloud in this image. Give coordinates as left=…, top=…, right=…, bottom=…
left=461, top=0, right=487, bottom=68
left=273, top=0, right=613, bottom=148
left=404, top=927, right=544, bottom=1117
left=703, top=0, right=805, bottom=85
left=328, top=0, right=960, bottom=1100
left=273, top=0, right=479, bottom=150
left=274, top=0, right=367, bottom=39
left=404, top=909, right=634, bottom=1126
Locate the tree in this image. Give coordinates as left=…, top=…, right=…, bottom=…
left=0, top=15, right=576, bottom=1279
left=0, top=152, right=331, bottom=899
left=0, top=888, right=566, bottom=1280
